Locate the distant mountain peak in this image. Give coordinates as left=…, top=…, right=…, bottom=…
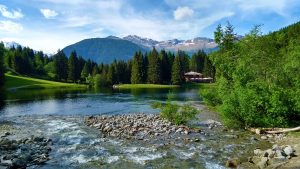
left=106, top=35, right=121, bottom=40
left=2, top=41, right=22, bottom=48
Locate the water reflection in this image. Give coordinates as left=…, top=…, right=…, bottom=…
left=0, top=87, right=202, bottom=117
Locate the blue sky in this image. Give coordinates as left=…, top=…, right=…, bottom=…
left=0, top=0, right=300, bottom=53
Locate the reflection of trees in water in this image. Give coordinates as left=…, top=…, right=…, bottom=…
left=0, top=88, right=6, bottom=109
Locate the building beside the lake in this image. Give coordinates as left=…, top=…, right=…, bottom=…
left=184, top=71, right=213, bottom=83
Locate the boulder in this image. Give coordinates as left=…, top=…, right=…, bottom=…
left=225, top=159, right=239, bottom=168
left=283, top=145, right=294, bottom=156
left=257, top=157, right=268, bottom=169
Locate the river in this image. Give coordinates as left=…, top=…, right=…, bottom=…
left=0, top=87, right=270, bottom=169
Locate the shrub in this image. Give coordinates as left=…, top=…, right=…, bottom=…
left=152, top=93, right=199, bottom=125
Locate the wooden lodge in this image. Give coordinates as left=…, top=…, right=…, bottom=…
left=184, top=71, right=213, bottom=83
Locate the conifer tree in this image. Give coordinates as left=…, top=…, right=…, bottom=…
left=92, top=65, right=99, bottom=76
left=53, top=50, right=68, bottom=80
left=171, top=54, right=183, bottom=85
left=147, top=47, right=161, bottom=84
left=0, top=43, right=5, bottom=86
left=81, top=63, right=89, bottom=79
left=160, top=49, right=171, bottom=84
left=68, top=51, right=79, bottom=82
left=131, top=52, right=144, bottom=84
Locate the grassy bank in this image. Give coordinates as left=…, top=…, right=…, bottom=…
left=114, top=84, right=180, bottom=89
left=4, top=74, right=86, bottom=90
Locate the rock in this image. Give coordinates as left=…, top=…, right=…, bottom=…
left=183, top=130, right=189, bottom=135
left=257, top=157, right=268, bottom=169
left=272, top=144, right=280, bottom=151
left=250, top=136, right=258, bottom=141
left=4, top=132, right=10, bottom=136
left=225, top=159, right=239, bottom=168
left=283, top=145, right=294, bottom=156
left=194, top=138, right=200, bottom=142
left=11, top=157, right=27, bottom=168
left=176, top=128, right=183, bottom=133
left=260, top=136, right=268, bottom=140
left=255, top=128, right=262, bottom=135
left=254, top=149, right=262, bottom=156
left=275, top=150, right=285, bottom=158
left=265, top=149, right=275, bottom=158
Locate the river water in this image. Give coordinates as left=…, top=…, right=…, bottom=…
left=0, top=87, right=270, bottom=168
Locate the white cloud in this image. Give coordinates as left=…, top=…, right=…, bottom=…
left=173, top=6, right=194, bottom=20
left=0, top=4, right=24, bottom=19
left=0, top=20, right=23, bottom=33
left=40, top=8, right=58, bottom=19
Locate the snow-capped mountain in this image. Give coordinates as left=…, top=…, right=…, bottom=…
left=2, top=41, right=22, bottom=48
left=122, top=35, right=218, bottom=53
left=123, top=35, right=159, bottom=48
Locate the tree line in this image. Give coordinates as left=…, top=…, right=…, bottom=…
left=202, top=22, right=300, bottom=128
left=0, top=42, right=215, bottom=87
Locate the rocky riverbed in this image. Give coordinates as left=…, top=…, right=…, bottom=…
left=0, top=134, right=52, bottom=168
left=85, top=114, right=202, bottom=140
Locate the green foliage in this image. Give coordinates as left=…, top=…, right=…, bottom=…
left=205, top=22, right=300, bottom=128
left=81, top=63, right=89, bottom=80
left=131, top=52, right=144, bottom=84
left=53, top=50, right=68, bottom=80
left=171, top=54, right=184, bottom=85
left=190, top=50, right=205, bottom=72
left=0, top=42, right=5, bottom=86
left=160, top=49, right=172, bottom=84
left=147, top=47, right=161, bottom=84
left=153, top=93, right=198, bottom=125
left=68, top=51, right=80, bottom=82
left=94, top=74, right=109, bottom=87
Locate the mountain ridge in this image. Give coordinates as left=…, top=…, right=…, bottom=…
left=62, top=35, right=218, bottom=63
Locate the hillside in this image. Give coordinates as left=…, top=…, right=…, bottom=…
left=4, top=74, right=85, bottom=90
left=62, top=35, right=219, bottom=63
left=62, top=37, right=147, bottom=63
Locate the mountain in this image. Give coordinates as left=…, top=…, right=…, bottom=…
left=123, top=35, right=218, bottom=54
left=62, top=37, right=147, bottom=63
left=123, top=35, right=159, bottom=48
left=62, top=35, right=219, bottom=63
left=2, top=41, right=22, bottom=48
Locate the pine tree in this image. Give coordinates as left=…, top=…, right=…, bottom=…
left=214, top=24, right=223, bottom=45
left=190, top=50, right=206, bottom=73
left=160, top=49, right=171, bottom=84
left=81, top=63, right=89, bottom=79
left=171, top=54, right=183, bottom=85
left=68, top=51, right=79, bottom=82
left=131, top=52, right=144, bottom=84
left=107, top=64, right=116, bottom=85
left=0, top=42, right=5, bottom=86
left=53, top=50, right=68, bottom=80
left=92, top=65, right=99, bottom=76
left=147, top=47, right=161, bottom=84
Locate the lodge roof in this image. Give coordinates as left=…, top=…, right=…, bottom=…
left=184, top=71, right=203, bottom=76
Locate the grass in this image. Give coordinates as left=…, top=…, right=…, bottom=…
left=4, top=74, right=86, bottom=90
left=114, top=84, right=180, bottom=89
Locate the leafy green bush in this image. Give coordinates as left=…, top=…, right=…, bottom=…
left=152, top=93, right=198, bottom=125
